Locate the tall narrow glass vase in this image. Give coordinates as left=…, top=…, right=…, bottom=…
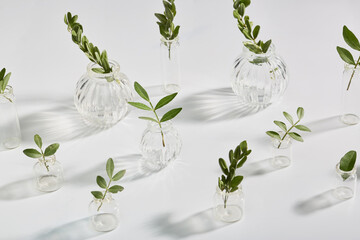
left=341, top=63, right=360, bottom=125
left=160, top=37, right=181, bottom=93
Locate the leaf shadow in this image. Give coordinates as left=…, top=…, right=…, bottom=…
left=305, top=115, right=349, bottom=135
left=237, top=157, right=286, bottom=177
left=0, top=177, right=44, bottom=200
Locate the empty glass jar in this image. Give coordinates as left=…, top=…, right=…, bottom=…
left=0, top=86, right=21, bottom=150
left=33, top=155, right=63, bottom=192
left=140, top=121, right=182, bottom=171
left=213, top=186, right=244, bottom=222
left=74, top=60, right=133, bottom=128
left=333, top=163, right=357, bottom=200
left=89, top=193, right=120, bottom=232
left=160, top=37, right=181, bottom=93
left=232, top=43, right=289, bottom=107
left=271, top=131, right=292, bottom=168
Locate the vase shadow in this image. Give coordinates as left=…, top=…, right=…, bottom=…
left=149, top=208, right=229, bottom=239
left=305, top=115, right=348, bottom=134
left=237, top=157, right=285, bottom=176
left=0, top=177, right=44, bottom=200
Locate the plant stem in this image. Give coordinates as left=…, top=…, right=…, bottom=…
left=346, top=56, right=360, bottom=91
left=40, top=149, right=50, bottom=172
left=97, top=179, right=112, bottom=212
left=149, top=102, right=166, bottom=147
left=277, top=120, right=300, bottom=149
left=168, top=42, right=172, bottom=60
left=224, top=192, right=229, bottom=209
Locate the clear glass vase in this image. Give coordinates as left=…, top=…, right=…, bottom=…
left=89, top=193, right=120, bottom=232
left=232, top=43, right=289, bottom=107
left=0, top=86, right=21, bottom=150
left=33, top=155, right=63, bottom=192
left=213, top=186, right=244, bottom=222
left=161, top=37, right=181, bottom=93
left=74, top=60, right=134, bottom=128
left=271, top=131, right=292, bottom=168
left=340, top=64, right=360, bottom=125
left=140, top=121, right=182, bottom=171
left=333, top=163, right=357, bottom=200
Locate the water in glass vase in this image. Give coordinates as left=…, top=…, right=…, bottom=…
left=89, top=194, right=120, bottom=232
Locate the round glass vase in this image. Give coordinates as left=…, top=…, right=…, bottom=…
left=271, top=132, right=292, bottom=169
left=340, top=64, right=360, bottom=125
left=160, top=37, right=181, bottom=93
left=74, top=60, right=134, bottom=128
left=33, top=155, right=63, bottom=192
left=213, top=186, right=244, bottom=223
left=232, top=43, right=289, bottom=107
left=0, top=86, right=21, bottom=150
left=140, top=121, right=182, bottom=171
left=88, top=193, right=120, bottom=232
left=333, top=163, right=357, bottom=200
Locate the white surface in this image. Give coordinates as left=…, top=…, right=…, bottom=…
left=1, top=0, right=360, bottom=239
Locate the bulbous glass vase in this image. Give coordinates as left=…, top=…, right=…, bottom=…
left=33, top=155, right=63, bottom=192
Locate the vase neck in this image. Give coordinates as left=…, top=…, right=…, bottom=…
left=87, top=60, right=121, bottom=81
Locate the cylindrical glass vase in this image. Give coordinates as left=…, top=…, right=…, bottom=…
left=271, top=132, right=292, bottom=168
left=0, top=86, right=21, bottom=150
left=160, top=37, right=181, bottom=93
left=232, top=43, right=289, bottom=107
left=89, top=193, right=120, bottom=232
left=333, top=163, right=357, bottom=200
left=213, top=186, right=244, bottom=222
left=74, top=60, right=134, bottom=128
left=33, top=155, right=63, bottom=192
left=340, top=64, right=360, bottom=125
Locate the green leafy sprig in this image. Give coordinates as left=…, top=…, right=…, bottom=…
left=266, top=107, right=311, bottom=149
left=336, top=26, right=360, bottom=90
left=0, top=68, right=12, bottom=102
left=339, top=150, right=357, bottom=181
left=91, top=158, right=126, bottom=211
left=218, top=141, right=251, bottom=208
left=23, top=134, right=60, bottom=172
left=232, top=0, right=272, bottom=54
left=64, top=12, right=113, bottom=76
left=128, top=82, right=182, bottom=147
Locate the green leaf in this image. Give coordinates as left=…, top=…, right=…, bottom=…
left=238, top=3, right=245, bottom=16
left=0, top=68, right=5, bottom=80
left=336, top=46, right=355, bottom=65
left=253, top=25, right=260, bottom=39
left=2, top=73, right=11, bottom=91
left=229, top=149, right=234, bottom=163
left=91, top=191, right=103, bottom=199
left=239, top=141, right=247, bottom=153
left=170, top=26, right=180, bottom=40
left=92, top=68, right=105, bottom=74
left=234, top=145, right=241, bottom=160
left=128, top=102, right=152, bottom=111
left=23, top=149, right=42, bottom=158
left=230, top=186, right=239, bottom=192
left=243, top=42, right=263, bottom=54
left=34, top=134, right=42, bottom=149
left=160, top=108, right=182, bottom=122
left=108, top=185, right=124, bottom=193
left=155, top=93, right=177, bottom=110
left=134, top=82, right=149, bottom=101
left=266, top=131, right=281, bottom=140
left=283, top=111, right=293, bottom=125
left=106, top=158, right=114, bottom=179
left=340, top=150, right=357, bottom=172
left=343, top=26, right=360, bottom=51
left=139, top=116, right=158, bottom=122
left=155, top=13, right=167, bottom=24
left=219, top=158, right=228, bottom=175
left=230, top=175, right=243, bottom=188
left=297, top=107, right=304, bottom=120
left=261, top=39, right=272, bottom=53
left=239, top=0, right=251, bottom=7
left=44, top=143, right=60, bottom=156
left=96, top=176, right=107, bottom=189
left=288, top=132, right=303, bottom=142
left=274, top=121, right=287, bottom=132
left=237, top=156, right=247, bottom=168
left=112, top=169, right=126, bottom=181
left=295, top=125, right=311, bottom=132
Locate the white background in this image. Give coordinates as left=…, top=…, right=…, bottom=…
left=1, top=0, right=360, bottom=239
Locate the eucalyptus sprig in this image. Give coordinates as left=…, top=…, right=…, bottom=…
left=0, top=68, right=12, bottom=102
left=339, top=151, right=357, bottom=181
left=128, top=82, right=182, bottom=147
left=64, top=12, right=113, bottom=76
left=23, top=134, right=60, bottom=172
left=336, top=26, right=360, bottom=90
left=266, top=107, right=311, bottom=149
left=232, top=0, right=272, bottom=54
left=218, top=141, right=251, bottom=208
left=155, top=0, right=180, bottom=59
left=91, top=158, right=126, bottom=211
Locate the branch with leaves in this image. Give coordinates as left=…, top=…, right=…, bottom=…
left=91, top=158, right=126, bottom=211
left=339, top=151, right=357, bottom=181
left=128, top=82, right=182, bottom=147
left=266, top=107, right=311, bottom=149
left=64, top=12, right=113, bottom=76
left=218, top=141, right=251, bottom=208
left=336, top=26, right=360, bottom=90
left=0, top=68, right=12, bottom=102
left=23, top=134, right=60, bottom=172
left=232, top=0, right=272, bottom=54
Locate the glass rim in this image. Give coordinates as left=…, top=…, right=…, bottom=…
left=344, top=63, right=360, bottom=71
left=160, top=36, right=179, bottom=44
left=87, top=59, right=120, bottom=78
left=242, top=42, right=275, bottom=57
left=0, top=85, right=13, bottom=95
left=336, top=162, right=357, bottom=174
left=215, top=185, right=242, bottom=195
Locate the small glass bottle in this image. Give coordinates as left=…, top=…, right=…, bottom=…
left=271, top=132, right=292, bottom=168
left=89, top=193, right=120, bottom=232
left=160, top=37, right=181, bottom=93
left=33, top=155, right=63, bottom=192
left=340, top=63, right=360, bottom=125
left=0, top=86, right=21, bottom=150
left=213, top=186, right=244, bottom=222
left=140, top=121, right=182, bottom=171
left=333, top=163, right=357, bottom=200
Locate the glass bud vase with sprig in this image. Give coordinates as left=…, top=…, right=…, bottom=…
left=266, top=107, right=311, bottom=169
left=128, top=82, right=182, bottom=171
left=64, top=12, right=133, bottom=127
left=89, top=158, right=126, bottom=232
left=336, top=26, right=360, bottom=125
left=23, top=134, right=63, bottom=192
left=333, top=151, right=357, bottom=200
left=231, top=0, right=288, bottom=107
left=155, top=0, right=181, bottom=93
left=214, top=141, right=251, bottom=223
left=0, top=68, right=21, bottom=150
